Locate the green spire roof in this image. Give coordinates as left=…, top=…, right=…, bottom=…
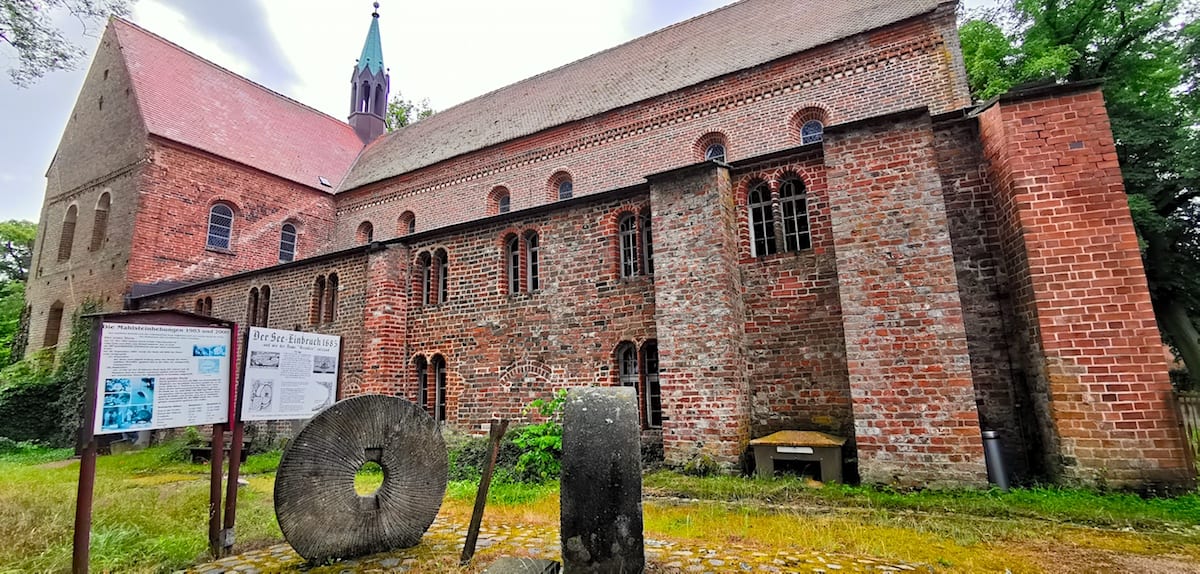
left=357, top=4, right=384, bottom=75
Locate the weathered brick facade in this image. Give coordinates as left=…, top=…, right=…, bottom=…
left=28, top=1, right=1193, bottom=487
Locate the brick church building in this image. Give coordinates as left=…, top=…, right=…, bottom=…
left=26, top=0, right=1193, bottom=487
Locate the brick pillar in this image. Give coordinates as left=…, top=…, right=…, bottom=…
left=360, top=243, right=411, bottom=396
left=824, top=110, right=988, bottom=487
left=978, top=83, right=1192, bottom=487
left=649, top=163, right=751, bottom=469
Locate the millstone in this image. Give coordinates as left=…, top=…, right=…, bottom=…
left=274, top=395, right=448, bottom=563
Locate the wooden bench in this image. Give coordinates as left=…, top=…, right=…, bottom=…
left=749, top=430, right=846, bottom=483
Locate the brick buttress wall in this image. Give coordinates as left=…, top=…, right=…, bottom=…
left=824, top=110, right=988, bottom=487
left=978, top=84, right=1192, bottom=487
left=650, top=164, right=751, bottom=469
left=361, top=244, right=411, bottom=394
left=934, top=118, right=1036, bottom=479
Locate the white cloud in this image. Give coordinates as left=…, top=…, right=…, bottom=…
left=131, top=1, right=256, bottom=79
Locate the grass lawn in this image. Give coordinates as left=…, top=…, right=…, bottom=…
left=2, top=444, right=1198, bottom=573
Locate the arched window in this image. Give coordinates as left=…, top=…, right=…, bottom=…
left=748, top=182, right=776, bottom=257
left=801, top=120, right=824, bottom=145
left=58, top=205, right=78, bottom=261
left=640, top=211, right=654, bottom=276
left=357, top=221, right=374, bottom=244
left=374, top=84, right=386, bottom=116
left=414, top=355, right=429, bottom=411
left=705, top=143, right=726, bottom=162
left=258, top=285, right=271, bottom=326
left=44, top=301, right=64, bottom=348
left=432, top=355, right=447, bottom=422
left=525, top=232, right=540, bottom=291
left=194, top=296, right=212, bottom=316
left=779, top=178, right=811, bottom=252
left=418, top=252, right=433, bottom=305
left=325, top=273, right=339, bottom=322
left=279, top=223, right=298, bottom=263
left=558, top=180, right=573, bottom=200
left=618, top=343, right=638, bottom=389
left=619, top=215, right=638, bottom=279
left=247, top=287, right=260, bottom=326
left=498, top=194, right=510, bottom=214
left=643, top=342, right=662, bottom=428
left=89, top=193, right=110, bottom=251
left=207, top=204, right=234, bottom=250
left=505, top=235, right=520, bottom=294
left=435, top=249, right=449, bottom=304
left=311, top=275, right=326, bottom=325
left=399, top=211, right=415, bottom=236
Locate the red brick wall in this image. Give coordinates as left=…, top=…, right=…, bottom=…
left=824, top=111, right=988, bottom=487
left=732, top=153, right=853, bottom=439
left=332, top=9, right=968, bottom=249
left=979, top=85, right=1192, bottom=487
left=650, top=165, right=751, bottom=468
left=134, top=253, right=371, bottom=398
left=127, top=139, right=337, bottom=288
left=934, top=117, right=1036, bottom=478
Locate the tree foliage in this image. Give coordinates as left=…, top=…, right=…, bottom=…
left=960, top=0, right=1200, bottom=387
left=0, top=0, right=132, bottom=86
left=0, top=219, right=35, bottom=282
left=384, top=91, right=433, bottom=132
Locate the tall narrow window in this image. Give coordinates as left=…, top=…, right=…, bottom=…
left=194, top=296, right=212, bottom=316
left=58, top=205, right=78, bottom=261
left=779, top=178, right=811, bottom=252
left=436, top=249, right=449, bottom=304
left=258, top=285, right=271, bottom=327
left=558, top=180, right=573, bottom=200
left=415, top=356, right=429, bottom=412
left=505, top=235, right=520, bottom=294
left=207, top=204, right=233, bottom=250
left=419, top=253, right=433, bottom=305
left=279, top=223, right=297, bottom=262
left=705, top=143, right=726, bottom=162
left=801, top=120, right=824, bottom=145
left=311, top=276, right=326, bottom=325
left=640, top=212, right=654, bottom=276
left=618, top=215, right=638, bottom=278
left=432, top=355, right=447, bottom=422
left=399, top=211, right=415, bottom=236
left=89, top=193, right=110, bottom=251
left=498, top=194, right=510, bottom=214
left=618, top=344, right=638, bottom=389
left=643, top=342, right=662, bottom=428
left=325, top=273, right=339, bottom=322
left=44, top=301, right=64, bottom=348
left=525, top=232, right=540, bottom=291
left=247, top=287, right=260, bottom=326
left=748, top=183, right=776, bottom=257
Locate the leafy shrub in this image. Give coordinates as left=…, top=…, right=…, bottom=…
left=49, top=300, right=101, bottom=446
left=510, top=389, right=566, bottom=483
left=0, top=351, right=60, bottom=443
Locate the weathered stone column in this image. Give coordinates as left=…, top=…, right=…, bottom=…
left=360, top=243, right=411, bottom=396
left=978, top=83, right=1192, bottom=488
left=560, top=387, right=644, bottom=573
left=648, top=163, right=751, bottom=469
left=823, top=110, right=988, bottom=487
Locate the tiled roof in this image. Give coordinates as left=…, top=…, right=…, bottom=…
left=111, top=18, right=364, bottom=192
left=339, top=0, right=945, bottom=191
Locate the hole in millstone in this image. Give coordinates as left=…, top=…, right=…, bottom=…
left=355, top=461, right=385, bottom=496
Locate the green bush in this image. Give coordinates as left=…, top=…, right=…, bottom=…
left=0, top=350, right=60, bottom=443
left=445, top=390, right=567, bottom=484
left=49, top=300, right=101, bottom=446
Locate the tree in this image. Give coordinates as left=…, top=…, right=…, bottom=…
left=960, top=0, right=1200, bottom=387
left=1, top=0, right=132, bottom=86
left=0, top=220, right=35, bottom=282
left=384, top=91, right=434, bottom=132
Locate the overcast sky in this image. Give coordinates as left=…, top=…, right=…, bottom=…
left=0, top=0, right=993, bottom=223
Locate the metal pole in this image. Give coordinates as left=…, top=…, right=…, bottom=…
left=460, top=419, right=508, bottom=565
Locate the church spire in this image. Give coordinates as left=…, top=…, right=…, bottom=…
left=349, top=2, right=390, bottom=144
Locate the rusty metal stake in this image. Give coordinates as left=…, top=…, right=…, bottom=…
left=460, top=419, right=509, bottom=565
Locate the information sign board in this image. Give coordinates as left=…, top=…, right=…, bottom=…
left=240, top=327, right=341, bottom=421
left=92, top=322, right=232, bottom=435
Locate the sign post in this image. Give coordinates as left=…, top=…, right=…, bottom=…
left=72, top=311, right=234, bottom=574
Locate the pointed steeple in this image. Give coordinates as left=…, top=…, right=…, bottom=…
left=348, top=2, right=390, bottom=144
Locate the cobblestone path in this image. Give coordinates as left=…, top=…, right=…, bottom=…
left=185, top=517, right=927, bottom=573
